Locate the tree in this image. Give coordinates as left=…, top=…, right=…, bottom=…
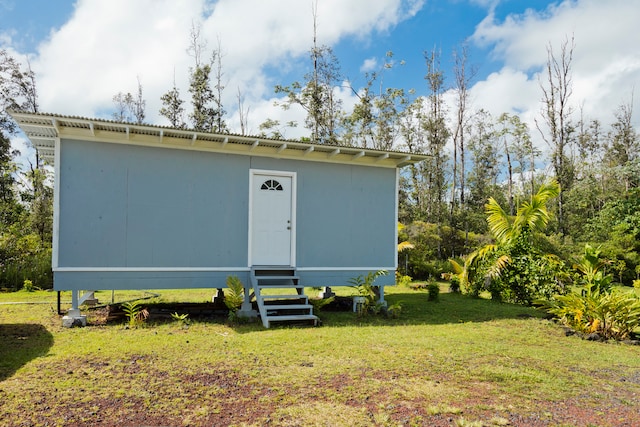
left=536, top=35, right=576, bottom=237
left=450, top=44, right=475, bottom=224
left=159, top=73, right=186, bottom=128
left=416, top=48, right=451, bottom=257
left=0, top=50, right=38, bottom=133
left=186, top=23, right=227, bottom=133
left=467, top=110, right=500, bottom=218
left=274, top=3, right=343, bottom=143
left=398, top=96, right=427, bottom=220
left=498, top=113, right=538, bottom=211
left=460, top=181, right=567, bottom=304
left=112, top=77, right=146, bottom=124
left=0, top=49, right=53, bottom=289
left=604, top=98, right=638, bottom=193
left=344, top=52, right=407, bottom=150
left=236, top=87, right=250, bottom=135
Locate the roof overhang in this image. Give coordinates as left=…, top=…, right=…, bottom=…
left=9, top=111, right=429, bottom=168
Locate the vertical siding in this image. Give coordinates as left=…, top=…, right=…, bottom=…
left=58, top=139, right=249, bottom=268
left=250, top=157, right=397, bottom=268
left=55, top=139, right=398, bottom=290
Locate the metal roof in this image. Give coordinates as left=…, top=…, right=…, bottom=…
left=9, top=111, right=429, bottom=168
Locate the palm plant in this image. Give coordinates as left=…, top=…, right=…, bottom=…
left=543, top=243, right=640, bottom=340
left=458, top=180, right=566, bottom=304
left=224, top=275, right=245, bottom=320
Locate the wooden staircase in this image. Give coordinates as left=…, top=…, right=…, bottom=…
left=250, top=267, right=319, bottom=328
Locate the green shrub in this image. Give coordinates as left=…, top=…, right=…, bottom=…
left=385, top=302, right=402, bottom=318
left=542, top=244, right=640, bottom=341
left=545, top=289, right=640, bottom=340
left=348, top=270, right=388, bottom=316
left=449, top=276, right=461, bottom=293
left=427, top=280, right=440, bottom=302
left=395, top=273, right=412, bottom=287
left=22, top=279, right=35, bottom=292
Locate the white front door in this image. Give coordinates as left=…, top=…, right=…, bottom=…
left=250, top=171, right=295, bottom=266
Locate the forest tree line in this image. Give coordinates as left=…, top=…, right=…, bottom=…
left=0, top=28, right=638, bottom=291
left=153, top=29, right=639, bottom=286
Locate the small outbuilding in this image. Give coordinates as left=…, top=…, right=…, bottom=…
left=11, top=111, right=427, bottom=327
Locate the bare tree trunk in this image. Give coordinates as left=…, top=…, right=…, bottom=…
left=535, top=35, right=575, bottom=236
left=237, top=87, right=249, bottom=135
left=505, top=137, right=514, bottom=215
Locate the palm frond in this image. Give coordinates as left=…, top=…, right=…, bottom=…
left=398, top=241, right=415, bottom=252
left=449, top=259, right=464, bottom=274
left=487, top=254, right=512, bottom=279
left=485, top=198, right=512, bottom=243
left=514, top=180, right=559, bottom=233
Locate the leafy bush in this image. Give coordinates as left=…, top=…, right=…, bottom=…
left=461, top=182, right=570, bottom=305
left=542, top=244, right=640, bottom=341
left=545, top=289, right=640, bottom=340
left=385, top=302, right=403, bottom=318
left=22, top=279, right=35, bottom=292
left=449, top=276, right=461, bottom=293
left=395, top=273, right=412, bottom=287
left=427, top=280, right=440, bottom=302
left=348, top=270, right=388, bottom=315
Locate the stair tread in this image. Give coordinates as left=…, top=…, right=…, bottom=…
left=261, top=294, right=306, bottom=300
left=257, top=283, right=305, bottom=288
left=264, top=304, right=312, bottom=310
left=266, top=314, right=319, bottom=322
left=254, top=275, right=300, bottom=280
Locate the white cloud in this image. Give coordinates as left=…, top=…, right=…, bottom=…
left=469, top=0, right=640, bottom=142
left=26, top=0, right=425, bottom=135
left=360, top=57, right=378, bottom=73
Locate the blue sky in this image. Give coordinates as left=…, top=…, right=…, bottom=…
left=1, top=0, right=639, bottom=156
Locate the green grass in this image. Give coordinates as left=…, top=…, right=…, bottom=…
left=1, top=285, right=639, bottom=426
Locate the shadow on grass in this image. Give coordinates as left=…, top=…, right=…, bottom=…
left=312, top=291, right=545, bottom=328
left=216, top=291, right=545, bottom=332
left=0, top=324, right=53, bottom=381
left=97, top=291, right=544, bottom=331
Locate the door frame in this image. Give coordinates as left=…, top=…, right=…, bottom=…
left=247, top=169, right=297, bottom=267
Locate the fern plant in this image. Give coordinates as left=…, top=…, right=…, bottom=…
left=121, top=301, right=149, bottom=328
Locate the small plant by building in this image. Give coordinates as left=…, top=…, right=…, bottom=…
left=224, top=275, right=245, bottom=322
left=121, top=300, right=149, bottom=328
left=171, top=312, right=190, bottom=327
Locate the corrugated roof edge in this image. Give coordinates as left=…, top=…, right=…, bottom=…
left=8, top=110, right=430, bottom=167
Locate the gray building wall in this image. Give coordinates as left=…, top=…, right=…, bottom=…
left=55, top=138, right=397, bottom=290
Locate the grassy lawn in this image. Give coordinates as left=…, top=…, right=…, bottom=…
left=1, top=285, right=639, bottom=426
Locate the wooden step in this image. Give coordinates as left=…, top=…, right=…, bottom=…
left=264, top=304, right=312, bottom=311
left=261, top=294, right=306, bottom=301
left=257, top=283, right=305, bottom=289
left=265, top=314, right=319, bottom=325
left=254, top=275, right=300, bottom=281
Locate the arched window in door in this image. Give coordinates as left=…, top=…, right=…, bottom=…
left=260, top=179, right=283, bottom=191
